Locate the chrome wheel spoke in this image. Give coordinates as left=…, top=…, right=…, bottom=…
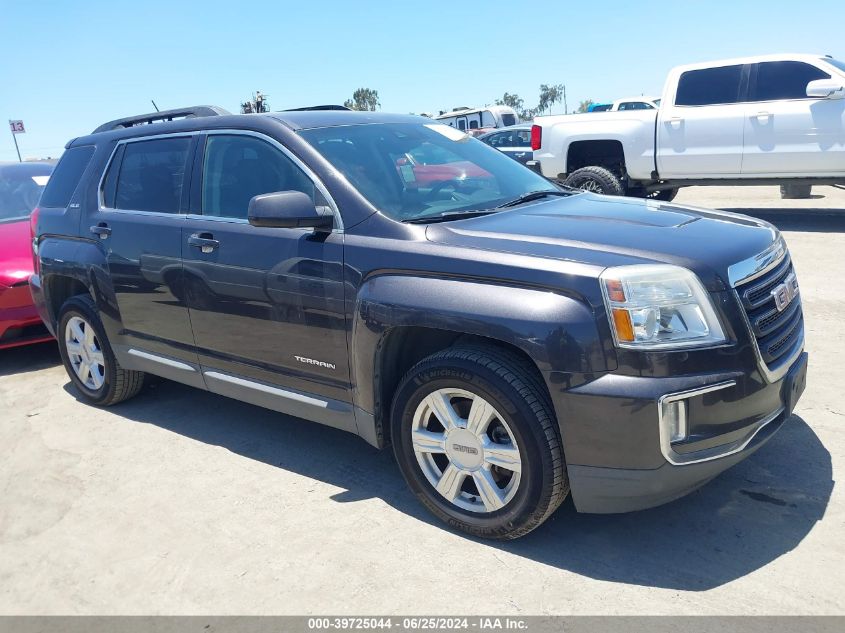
left=424, top=391, right=462, bottom=431
left=78, top=361, right=91, bottom=385
left=412, top=429, right=447, bottom=454
left=84, top=323, right=95, bottom=348
left=483, top=441, right=522, bottom=473
left=66, top=340, right=83, bottom=358
left=89, top=349, right=105, bottom=367
left=70, top=320, right=85, bottom=345
left=466, top=396, right=496, bottom=436
left=435, top=464, right=465, bottom=501
left=472, top=469, right=505, bottom=512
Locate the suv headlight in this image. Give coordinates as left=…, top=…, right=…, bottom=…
left=600, top=265, right=726, bottom=349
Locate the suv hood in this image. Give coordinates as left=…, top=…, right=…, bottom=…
left=425, top=193, right=778, bottom=290
left=0, top=219, right=35, bottom=287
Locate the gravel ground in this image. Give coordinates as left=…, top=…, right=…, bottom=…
left=1, top=185, right=843, bottom=615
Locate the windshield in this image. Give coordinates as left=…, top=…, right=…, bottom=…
left=822, top=57, right=845, bottom=74
left=299, top=122, right=559, bottom=222
left=0, top=164, right=52, bottom=222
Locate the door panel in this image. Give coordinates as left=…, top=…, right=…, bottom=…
left=742, top=61, right=845, bottom=175
left=90, top=135, right=198, bottom=367
left=657, top=64, right=746, bottom=177
left=182, top=132, right=350, bottom=404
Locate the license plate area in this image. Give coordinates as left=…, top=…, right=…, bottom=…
left=782, top=352, right=808, bottom=416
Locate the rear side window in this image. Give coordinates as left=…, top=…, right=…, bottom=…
left=675, top=65, right=743, bottom=106
left=752, top=61, right=830, bottom=101
left=114, top=137, right=191, bottom=213
left=39, top=146, right=95, bottom=208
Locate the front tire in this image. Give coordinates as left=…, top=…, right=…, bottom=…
left=563, top=166, right=625, bottom=196
left=57, top=294, right=145, bottom=406
left=391, top=346, right=568, bottom=539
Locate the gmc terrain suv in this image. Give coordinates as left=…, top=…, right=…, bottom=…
left=31, top=106, right=807, bottom=539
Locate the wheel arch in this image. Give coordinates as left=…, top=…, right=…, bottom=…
left=350, top=275, right=611, bottom=448
left=565, top=139, right=627, bottom=178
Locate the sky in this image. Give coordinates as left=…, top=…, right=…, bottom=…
left=1, top=0, right=844, bottom=161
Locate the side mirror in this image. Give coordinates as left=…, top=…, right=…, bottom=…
left=806, top=79, right=845, bottom=99
left=247, top=191, right=333, bottom=231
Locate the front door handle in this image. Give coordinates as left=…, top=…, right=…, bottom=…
left=188, top=232, right=220, bottom=254
left=755, top=111, right=772, bottom=122
left=668, top=116, right=683, bottom=129
left=90, top=223, right=111, bottom=239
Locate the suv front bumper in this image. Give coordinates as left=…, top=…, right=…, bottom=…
left=549, top=351, right=807, bottom=513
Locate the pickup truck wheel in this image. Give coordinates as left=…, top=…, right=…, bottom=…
left=648, top=187, right=678, bottom=202
left=391, top=347, right=568, bottom=539
left=563, top=166, right=625, bottom=196
left=57, top=295, right=145, bottom=406
left=780, top=184, right=812, bottom=199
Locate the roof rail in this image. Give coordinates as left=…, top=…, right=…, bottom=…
left=282, top=104, right=351, bottom=111
left=92, top=105, right=231, bottom=134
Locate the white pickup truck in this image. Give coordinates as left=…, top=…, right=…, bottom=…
left=530, top=54, right=845, bottom=200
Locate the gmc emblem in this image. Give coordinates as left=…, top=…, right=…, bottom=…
left=771, top=272, right=799, bottom=312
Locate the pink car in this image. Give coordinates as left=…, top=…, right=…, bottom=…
left=0, top=161, right=54, bottom=349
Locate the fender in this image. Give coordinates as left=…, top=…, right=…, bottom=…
left=349, top=274, right=612, bottom=446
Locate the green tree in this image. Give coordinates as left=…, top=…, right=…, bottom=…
left=494, top=92, right=536, bottom=121
left=537, top=83, right=565, bottom=115
left=577, top=99, right=595, bottom=113
left=344, top=87, right=380, bottom=111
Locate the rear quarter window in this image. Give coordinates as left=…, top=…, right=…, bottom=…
left=38, top=145, right=95, bottom=208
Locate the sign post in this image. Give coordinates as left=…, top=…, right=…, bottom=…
left=8, top=120, right=25, bottom=162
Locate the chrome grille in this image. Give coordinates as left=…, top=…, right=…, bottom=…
left=736, top=253, right=804, bottom=367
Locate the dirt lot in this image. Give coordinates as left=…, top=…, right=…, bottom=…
left=1, top=186, right=843, bottom=615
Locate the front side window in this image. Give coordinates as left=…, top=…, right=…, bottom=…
left=299, top=122, right=561, bottom=222
left=202, top=135, right=315, bottom=219
left=751, top=61, right=830, bottom=101
left=114, top=138, right=191, bottom=213
left=675, top=65, right=743, bottom=106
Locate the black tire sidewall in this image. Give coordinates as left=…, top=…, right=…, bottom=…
left=564, top=167, right=624, bottom=196
left=392, top=357, right=553, bottom=535
left=57, top=296, right=119, bottom=405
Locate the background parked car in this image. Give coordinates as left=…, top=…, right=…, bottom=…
left=0, top=161, right=54, bottom=349
left=478, top=125, right=533, bottom=165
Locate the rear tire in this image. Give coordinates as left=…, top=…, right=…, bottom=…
left=563, top=166, right=625, bottom=196
left=780, top=184, right=812, bottom=199
left=57, top=294, right=145, bottom=406
left=391, top=346, right=568, bottom=540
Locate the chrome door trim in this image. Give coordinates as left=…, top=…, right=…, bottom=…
left=202, top=370, right=330, bottom=409
left=128, top=348, right=197, bottom=372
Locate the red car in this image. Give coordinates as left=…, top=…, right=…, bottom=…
left=0, top=161, right=54, bottom=349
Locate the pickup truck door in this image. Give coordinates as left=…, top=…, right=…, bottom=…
left=657, top=64, right=747, bottom=178
left=181, top=131, right=352, bottom=422
left=742, top=60, right=845, bottom=175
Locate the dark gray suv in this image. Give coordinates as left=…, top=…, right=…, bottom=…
left=31, top=106, right=807, bottom=539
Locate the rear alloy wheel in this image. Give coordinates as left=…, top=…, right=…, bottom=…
left=392, top=346, right=568, bottom=539
left=58, top=294, right=145, bottom=406
left=563, top=166, right=625, bottom=196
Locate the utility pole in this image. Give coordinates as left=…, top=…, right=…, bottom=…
left=563, top=85, right=568, bottom=114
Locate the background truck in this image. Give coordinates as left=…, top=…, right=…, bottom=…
left=531, top=53, right=845, bottom=201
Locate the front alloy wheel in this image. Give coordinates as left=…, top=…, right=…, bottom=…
left=411, top=388, right=522, bottom=513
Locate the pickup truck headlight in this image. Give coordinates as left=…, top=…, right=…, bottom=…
left=600, top=265, right=726, bottom=349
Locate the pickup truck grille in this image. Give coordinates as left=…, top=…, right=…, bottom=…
left=735, top=253, right=804, bottom=367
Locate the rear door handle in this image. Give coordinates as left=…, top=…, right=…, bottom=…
left=90, top=223, right=111, bottom=239
left=188, top=232, right=220, bottom=254
left=668, top=116, right=683, bottom=129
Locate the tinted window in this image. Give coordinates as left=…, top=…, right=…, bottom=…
left=501, top=113, right=516, bottom=126
left=300, top=122, right=559, bottom=223
left=675, top=65, right=743, bottom=106
left=0, top=163, right=52, bottom=221
left=39, top=146, right=94, bottom=208
left=752, top=61, right=830, bottom=101
left=202, top=135, right=315, bottom=219
left=114, top=138, right=190, bottom=213
left=824, top=58, right=845, bottom=73
left=618, top=101, right=653, bottom=111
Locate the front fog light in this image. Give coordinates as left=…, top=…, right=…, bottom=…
left=663, top=399, right=688, bottom=443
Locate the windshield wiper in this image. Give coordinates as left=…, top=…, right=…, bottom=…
left=403, top=209, right=500, bottom=224
left=495, top=189, right=572, bottom=209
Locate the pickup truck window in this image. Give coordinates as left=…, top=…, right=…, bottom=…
left=300, top=122, right=556, bottom=223
left=751, top=61, right=830, bottom=102
left=113, top=138, right=191, bottom=214
left=675, top=64, right=743, bottom=106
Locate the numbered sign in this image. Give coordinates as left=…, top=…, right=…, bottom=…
left=9, top=120, right=25, bottom=134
